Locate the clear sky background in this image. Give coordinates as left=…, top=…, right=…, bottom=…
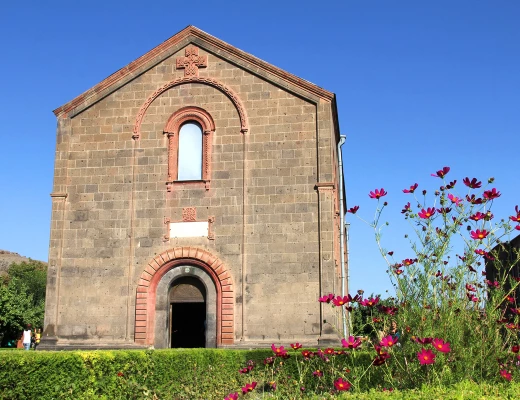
left=0, top=1, right=518, bottom=297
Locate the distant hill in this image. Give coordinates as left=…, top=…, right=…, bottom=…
left=0, top=250, right=47, bottom=274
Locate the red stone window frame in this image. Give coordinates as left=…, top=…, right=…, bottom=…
left=164, top=106, right=215, bottom=191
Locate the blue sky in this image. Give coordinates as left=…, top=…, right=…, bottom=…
left=0, top=1, right=518, bottom=296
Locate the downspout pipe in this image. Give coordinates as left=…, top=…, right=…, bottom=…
left=337, top=135, right=347, bottom=338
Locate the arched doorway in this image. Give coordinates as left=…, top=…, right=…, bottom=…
left=169, top=276, right=206, bottom=348
left=135, top=247, right=235, bottom=347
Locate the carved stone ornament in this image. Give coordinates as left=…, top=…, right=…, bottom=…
left=132, top=76, right=248, bottom=140
left=176, top=45, right=207, bottom=77
left=182, top=207, right=197, bottom=222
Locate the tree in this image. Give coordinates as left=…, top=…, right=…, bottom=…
left=0, top=260, right=46, bottom=346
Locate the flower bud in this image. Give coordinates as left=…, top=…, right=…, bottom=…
left=422, top=190, right=427, bottom=195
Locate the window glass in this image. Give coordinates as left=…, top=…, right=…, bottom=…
left=177, top=122, right=203, bottom=180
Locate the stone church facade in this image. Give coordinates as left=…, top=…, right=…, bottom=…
left=41, top=26, right=346, bottom=349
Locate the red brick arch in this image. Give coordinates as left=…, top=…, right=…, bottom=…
left=135, top=246, right=234, bottom=346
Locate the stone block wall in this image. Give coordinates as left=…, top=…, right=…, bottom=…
left=44, top=37, right=342, bottom=348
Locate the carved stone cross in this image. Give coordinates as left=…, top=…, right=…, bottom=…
left=176, top=45, right=207, bottom=77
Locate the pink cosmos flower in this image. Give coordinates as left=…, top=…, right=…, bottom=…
left=301, top=350, right=313, bottom=358
left=432, top=338, right=451, bottom=353
left=402, top=258, right=415, bottom=266
left=334, top=377, right=351, bottom=391
left=417, top=348, right=436, bottom=365
left=403, top=183, right=418, bottom=193
left=463, top=177, right=482, bottom=189
left=360, top=297, right=379, bottom=307
left=271, top=344, right=287, bottom=357
left=413, top=337, right=433, bottom=345
left=401, top=202, right=411, bottom=214
left=332, top=296, right=349, bottom=307
left=448, top=193, right=462, bottom=205
left=318, top=293, right=334, bottom=303
left=347, top=206, right=359, bottom=214
left=500, top=370, right=512, bottom=381
left=465, top=283, right=476, bottom=292
left=436, top=207, right=452, bottom=214
left=466, top=194, right=483, bottom=204
left=516, top=225, right=520, bottom=231
left=418, top=207, right=436, bottom=219
left=483, top=188, right=501, bottom=200
left=313, top=370, right=323, bottom=377
left=431, top=166, right=450, bottom=178
left=378, top=305, right=398, bottom=315
left=512, top=345, right=519, bottom=353
left=341, top=336, right=362, bottom=349
left=510, top=206, right=520, bottom=222
left=469, top=212, right=486, bottom=221
left=470, top=229, right=489, bottom=240
left=380, top=335, right=397, bottom=348
left=224, top=392, right=239, bottom=400
left=290, top=342, right=302, bottom=350
left=369, top=188, right=387, bottom=199
left=241, top=382, right=257, bottom=394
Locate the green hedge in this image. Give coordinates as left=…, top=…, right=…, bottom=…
left=1, top=349, right=519, bottom=399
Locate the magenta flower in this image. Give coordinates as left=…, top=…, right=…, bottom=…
left=313, top=370, right=323, bottom=377
left=413, top=337, right=433, bottom=345
left=403, top=183, right=418, bottom=193
left=516, top=225, right=520, bottom=231
left=466, top=194, right=483, bottom=204
left=301, top=350, right=313, bottom=358
left=431, top=166, right=450, bottom=178
left=290, top=342, right=302, bottom=350
left=417, top=348, right=436, bottom=365
left=436, top=207, right=452, bottom=214
left=500, top=370, right=512, bottom=381
left=334, top=377, right=351, bottom=391
left=332, top=295, right=349, bottom=307
left=448, top=193, right=462, bottom=205
left=241, top=382, right=257, bottom=394
left=341, top=336, right=362, bottom=349
left=418, top=207, right=436, bottom=219
left=360, top=297, right=379, bottom=307
left=347, top=205, right=359, bottom=214
left=380, top=335, right=397, bottom=348
left=510, top=206, right=520, bottom=222
left=469, top=212, right=486, bottom=221
left=318, top=293, right=334, bottom=303
left=224, top=392, right=239, bottom=400
left=379, top=305, right=398, bottom=315
left=483, top=188, right=501, bottom=199
left=465, top=283, right=476, bottom=292
left=401, top=202, right=411, bottom=214
left=402, top=258, right=415, bottom=266
left=432, top=338, right=451, bottom=353
left=463, top=177, right=482, bottom=188
left=470, top=229, right=489, bottom=240
left=271, top=344, right=287, bottom=357
left=369, top=188, right=387, bottom=199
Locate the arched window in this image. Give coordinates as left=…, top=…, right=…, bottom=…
left=163, top=106, right=215, bottom=191
left=177, top=122, right=203, bottom=181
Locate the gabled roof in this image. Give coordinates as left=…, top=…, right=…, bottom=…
left=53, top=25, right=335, bottom=118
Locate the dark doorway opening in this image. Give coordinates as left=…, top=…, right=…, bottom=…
left=170, top=302, right=206, bottom=348
left=169, top=276, right=207, bottom=348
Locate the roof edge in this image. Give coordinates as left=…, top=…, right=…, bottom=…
left=53, top=25, right=334, bottom=117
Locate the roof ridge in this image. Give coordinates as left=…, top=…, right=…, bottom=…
left=53, top=25, right=334, bottom=118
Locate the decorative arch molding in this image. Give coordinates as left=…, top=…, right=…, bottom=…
left=163, top=106, right=215, bottom=187
left=132, top=76, right=248, bottom=140
left=135, top=247, right=234, bottom=346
